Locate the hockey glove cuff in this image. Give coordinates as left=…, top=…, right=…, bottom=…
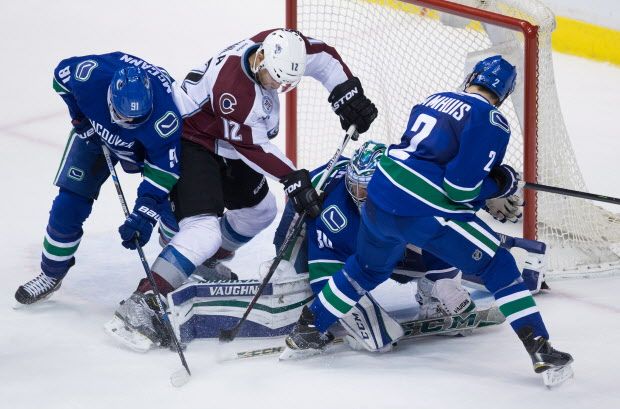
left=118, top=196, right=161, bottom=249
left=281, top=169, right=322, bottom=218
left=328, top=77, right=378, bottom=134
left=489, top=164, right=520, bottom=198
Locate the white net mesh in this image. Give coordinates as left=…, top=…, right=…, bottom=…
left=292, top=0, right=620, bottom=278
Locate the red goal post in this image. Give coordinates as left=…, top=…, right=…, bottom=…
left=285, top=0, right=540, bottom=241
left=284, top=0, right=620, bottom=278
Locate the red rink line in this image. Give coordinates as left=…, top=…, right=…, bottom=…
left=549, top=288, right=620, bottom=314
left=0, top=111, right=64, bottom=131
left=0, top=111, right=65, bottom=149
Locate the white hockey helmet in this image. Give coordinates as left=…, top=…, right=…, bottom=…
left=253, top=29, right=306, bottom=93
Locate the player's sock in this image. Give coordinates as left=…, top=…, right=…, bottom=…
left=219, top=214, right=253, bottom=254
left=311, top=269, right=363, bottom=332
left=148, top=245, right=197, bottom=292
left=40, top=225, right=82, bottom=280
left=494, top=281, right=549, bottom=339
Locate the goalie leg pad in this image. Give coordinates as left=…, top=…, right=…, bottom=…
left=339, top=293, right=404, bottom=352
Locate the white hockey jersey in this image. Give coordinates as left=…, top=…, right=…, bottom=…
left=174, top=29, right=353, bottom=180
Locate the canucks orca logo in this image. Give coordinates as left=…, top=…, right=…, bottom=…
left=74, top=60, right=98, bottom=82
left=67, top=166, right=85, bottom=181
left=489, top=110, right=510, bottom=134
left=321, top=205, right=348, bottom=233
left=154, top=111, right=179, bottom=138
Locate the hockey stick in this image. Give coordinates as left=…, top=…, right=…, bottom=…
left=219, top=125, right=360, bottom=342
left=523, top=181, right=620, bottom=206
left=101, top=145, right=191, bottom=387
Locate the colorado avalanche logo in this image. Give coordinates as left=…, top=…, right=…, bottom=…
left=262, top=95, right=273, bottom=114
left=219, top=93, right=237, bottom=114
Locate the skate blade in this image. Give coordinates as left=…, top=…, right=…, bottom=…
left=104, top=316, right=154, bottom=353
left=278, top=346, right=325, bottom=361
left=12, top=291, right=58, bottom=310
left=542, top=364, right=574, bottom=388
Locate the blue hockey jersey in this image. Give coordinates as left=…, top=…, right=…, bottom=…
left=52, top=52, right=182, bottom=202
left=305, top=158, right=452, bottom=293
left=368, top=91, right=511, bottom=219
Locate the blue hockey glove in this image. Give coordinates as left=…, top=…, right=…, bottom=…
left=489, top=164, right=520, bottom=198
left=71, top=117, right=96, bottom=140
left=118, top=196, right=160, bottom=249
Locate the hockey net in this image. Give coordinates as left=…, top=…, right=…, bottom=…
left=285, top=0, right=620, bottom=279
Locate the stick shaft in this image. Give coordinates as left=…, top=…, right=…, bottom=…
left=523, top=182, right=620, bottom=205
left=221, top=125, right=359, bottom=341
left=101, top=145, right=191, bottom=376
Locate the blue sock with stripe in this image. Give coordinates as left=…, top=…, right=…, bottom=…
left=494, top=281, right=549, bottom=339
left=310, top=269, right=363, bottom=332
left=41, top=190, right=92, bottom=279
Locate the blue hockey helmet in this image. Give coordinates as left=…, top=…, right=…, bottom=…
left=465, top=55, right=517, bottom=106
left=107, top=66, right=153, bottom=129
left=346, top=140, right=386, bottom=207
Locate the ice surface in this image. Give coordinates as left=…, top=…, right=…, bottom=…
left=1, top=1, right=619, bottom=408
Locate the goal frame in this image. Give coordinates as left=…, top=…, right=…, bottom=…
left=285, top=0, right=540, bottom=241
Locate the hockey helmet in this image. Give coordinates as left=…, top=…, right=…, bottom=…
left=465, top=55, right=517, bottom=106
left=346, top=140, right=387, bottom=207
left=107, top=66, right=153, bottom=129
left=253, top=29, right=306, bottom=93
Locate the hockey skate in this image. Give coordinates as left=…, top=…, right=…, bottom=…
left=519, top=327, right=574, bottom=387
left=190, top=257, right=238, bottom=282
left=280, top=306, right=335, bottom=360
left=104, top=291, right=171, bottom=353
left=14, top=273, right=63, bottom=306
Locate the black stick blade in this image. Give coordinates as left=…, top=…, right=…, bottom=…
left=219, top=328, right=236, bottom=342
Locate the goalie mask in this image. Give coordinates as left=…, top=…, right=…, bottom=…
left=108, top=66, right=153, bottom=129
left=346, top=140, right=386, bottom=207
left=252, top=29, right=306, bottom=94
left=464, top=55, right=517, bottom=106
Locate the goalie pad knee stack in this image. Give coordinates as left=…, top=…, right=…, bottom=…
left=167, top=260, right=312, bottom=342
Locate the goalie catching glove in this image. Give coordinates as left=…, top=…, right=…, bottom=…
left=281, top=169, right=322, bottom=218
left=328, top=77, right=378, bottom=133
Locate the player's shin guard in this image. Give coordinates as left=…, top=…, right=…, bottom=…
left=481, top=248, right=549, bottom=339
left=148, top=245, right=197, bottom=293
left=494, top=281, right=549, bottom=339
left=40, top=189, right=93, bottom=280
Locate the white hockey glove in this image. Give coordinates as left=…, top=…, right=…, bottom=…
left=484, top=192, right=524, bottom=223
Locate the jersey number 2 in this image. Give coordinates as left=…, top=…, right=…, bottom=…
left=390, top=113, right=437, bottom=159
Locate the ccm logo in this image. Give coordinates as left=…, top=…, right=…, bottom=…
left=332, top=87, right=358, bottom=110
left=284, top=181, right=302, bottom=194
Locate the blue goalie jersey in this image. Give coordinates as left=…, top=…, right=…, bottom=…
left=297, top=159, right=453, bottom=294
left=368, top=91, right=511, bottom=219
left=52, top=52, right=182, bottom=201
